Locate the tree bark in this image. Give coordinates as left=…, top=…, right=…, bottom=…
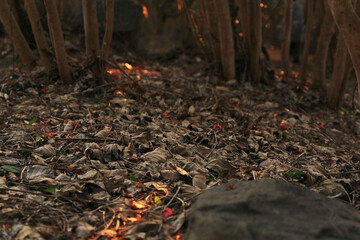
left=215, top=0, right=235, bottom=80
left=281, top=0, right=293, bottom=79
left=0, top=0, right=36, bottom=70
left=24, top=0, right=54, bottom=74
left=102, top=0, right=114, bottom=60
left=236, top=0, right=262, bottom=83
left=327, top=36, right=348, bottom=108
left=247, top=0, right=262, bottom=84
left=83, top=0, right=100, bottom=56
left=313, top=1, right=334, bottom=86
left=328, top=0, right=360, bottom=101
left=200, top=0, right=220, bottom=61
left=299, top=0, right=314, bottom=88
left=43, top=0, right=72, bottom=83
left=83, top=0, right=103, bottom=83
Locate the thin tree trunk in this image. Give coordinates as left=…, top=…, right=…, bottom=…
left=43, top=0, right=72, bottom=83
left=24, top=0, right=54, bottom=74
left=238, top=0, right=262, bottom=83
left=313, top=1, right=334, bottom=86
left=281, top=0, right=293, bottom=79
left=215, top=0, right=235, bottom=80
left=0, top=0, right=36, bottom=70
left=328, top=0, right=360, bottom=101
left=83, top=0, right=100, bottom=56
left=83, top=0, right=103, bottom=83
left=200, top=0, right=220, bottom=61
left=102, top=0, right=114, bottom=60
left=299, top=0, right=314, bottom=88
left=249, top=0, right=262, bottom=84
left=57, top=0, right=63, bottom=18
left=327, top=35, right=348, bottom=108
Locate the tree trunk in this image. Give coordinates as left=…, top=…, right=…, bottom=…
left=247, top=0, right=262, bottom=84
left=281, top=0, right=293, bottom=79
left=43, top=0, right=72, bottom=83
left=56, top=0, right=63, bottom=18
left=328, top=0, right=360, bottom=101
left=200, top=0, right=220, bottom=61
left=215, top=0, right=235, bottom=80
left=24, top=0, right=54, bottom=74
left=236, top=0, right=262, bottom=83
left=0, top=0, right=36, bottom=70
left=327, top=36, right=348, bottom=108
left=83, top=0, right=103, bottom=83
left=299, top=0, right=314, bottom=88
left=102, top=0, right=114, bottom=60
left=313, top=1, right=334, bottom=86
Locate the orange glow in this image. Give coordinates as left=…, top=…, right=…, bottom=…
left=285, top=108, right=290, bottom=112
left=177, top=0, right=182, bottom=11
left=124, top=214, right=143, bottom=224
left=235, top=19, right=239, bottom=24
left=125, top=63, right=133, bottom=70
left=264, top=4, right=268, bottom=8
left=260, top=3, right=264, bottom=7
left=239, top=32, right=244, bottom=37
left=142, top=4, right=149, bottom=18
left=174, top=233, right=183, bottom=240
left=265, top=23, right=270, bottom=28
left=116, top=91, right=124, bottom=96
left=129, top=200, right=149, bottom=210
left=280, top=70, right=284, bottom=75
left=123, top=99, right=127, bottom=102
left=273, top=113, right=278, bottom=118
left=153, top=183, right=169, bottom=198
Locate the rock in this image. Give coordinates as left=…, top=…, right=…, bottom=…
left=70, top=0, right=143, bottom=32
left=184, top=178, right=360, bottom=240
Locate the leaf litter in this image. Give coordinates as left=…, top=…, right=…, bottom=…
left=0, top=55, right=360, bottom=239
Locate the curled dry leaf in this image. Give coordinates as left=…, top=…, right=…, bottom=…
left=103, top=143, right=121, bottom=162
left=192, top=174, right=207, bottom=189
left=206, top=159, right=235, bottom=176
left=172, top=164, right=191, bottom=177
left=28, top=177, right=60, bottom=186
left=141, top=147, right=168, bottom=163
left=95, top=126, right=112, bottom=138
left=23, top=165, right=54, bottom=179
left=64, top=120, right=74, bottom=132
left=160, top=170, right=180, bottom=181
left=77, top=169, right=98, bottom=180
left=15, top=226, right=45, bottom=240
left=34, top=144, right=56, bottom=157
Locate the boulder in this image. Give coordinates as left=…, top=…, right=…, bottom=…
left=184, top=178, right=360, bottom=240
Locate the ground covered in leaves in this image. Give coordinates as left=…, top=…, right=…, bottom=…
left=1, top=52, right=360, bottom=239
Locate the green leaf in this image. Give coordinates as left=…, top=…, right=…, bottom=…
left=154, top=196, right=162, bottom=205
left=28, top=118, right=37, bottom=126
left=100, top=102, right=107, bottom=108
left=206, top=175, right=216, bottom=181
left=129, top=174, right=138, bottom=182
left=67, top=95, right=76, bottom=101
left=1, top=165, right=21, bottom=174
left=35, top=134, right=44, bottom=142
left=43, top=185, right=57, bottom=194
left=2, top=58, right=9, bottom=68
left=284, top=171, right=306, bottom=180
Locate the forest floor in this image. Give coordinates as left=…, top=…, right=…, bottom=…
left=0, top=46, right=360, bottom=239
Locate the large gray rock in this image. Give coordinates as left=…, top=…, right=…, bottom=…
left=71, top=0, right=143, bottom=32
left=185, top=179, right=360, bottom=240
